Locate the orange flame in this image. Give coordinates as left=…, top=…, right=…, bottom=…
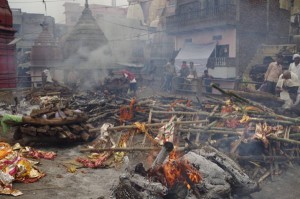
left=162, top=151, right=202, bottom=189
left=120, top=98, right=136, bottom=122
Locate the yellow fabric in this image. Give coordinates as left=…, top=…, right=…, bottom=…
left=134, top=122, right=147, bottom=133
left=279, top=0, right=289, bottom=10
left=292, top=0, right=300, bottom=14
left=148, top=0, right=166, bottom=24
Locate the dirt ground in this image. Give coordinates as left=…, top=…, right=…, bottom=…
left=1, top=87, right=300, bottom=199
left=1, top=144, right=299, bottom=199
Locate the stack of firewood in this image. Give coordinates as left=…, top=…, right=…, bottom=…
left=14, top=104, right=97, bottom=144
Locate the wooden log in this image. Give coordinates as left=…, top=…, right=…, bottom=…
left=68, top=124, right=84, bottom=134
left=20, top=126, right=37, bottom=136
left=258, top=171, right=271, bottom=183
left=80, top=131, right=90, bottom=141
left=30, top=107, right=58, bottom=118
left=36, top=126, right=50, bottom=134
left=127, top=174, right=168, bottom=195
left=22, top=115, right=88, bottom=126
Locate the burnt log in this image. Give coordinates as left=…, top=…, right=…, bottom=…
left=183, top=152, right=232, bottom=199
left=124, top=173, right=168, bottom=195
left=20, top=126, right=37, bottom=136
left=195, top=146, right=260, bottom=196
left=114, top=178, right=143, bottom=199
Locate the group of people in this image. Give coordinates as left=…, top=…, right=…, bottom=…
left=162, top=59, right=213, bottom=92
left=263, top=53, right=300, bottom=108
left=162, top=59, right=197, bottom=91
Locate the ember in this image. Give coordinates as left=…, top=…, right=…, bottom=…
left=162, top=150, right=202, bottom=189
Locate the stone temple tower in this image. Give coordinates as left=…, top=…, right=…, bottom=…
left=62, top=0, right=111, bottom=62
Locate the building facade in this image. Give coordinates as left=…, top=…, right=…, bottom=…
left=166, top=0, right=290, bottom=78
left=0, top=0, right=16, bottom=88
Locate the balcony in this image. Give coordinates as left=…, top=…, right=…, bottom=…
left=166, top=4, right=237, bottom=34
left=207, top=57, right=236, bottom=68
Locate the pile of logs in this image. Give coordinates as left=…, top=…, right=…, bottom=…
left=13, top=103, right=97, bottom=144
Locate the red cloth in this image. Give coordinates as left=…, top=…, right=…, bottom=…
left=120, top=70, right=136, bottom=81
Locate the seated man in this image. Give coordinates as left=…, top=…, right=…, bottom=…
left=276, top=71, right=299, bottom=108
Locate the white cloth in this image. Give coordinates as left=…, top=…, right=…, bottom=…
left=124, top=73, right=136, bottom=83
left=289, top=62, right=300, bottom=81
left=130, top=78, right=137, bottom=83
left=293, top=54, right=300, bottom=60
left=43, top=69, right=53, bottom=83
left=280, top=90, right=293, bottom=109
left=276, top=72, right=300, bottom=89
left=100, top=123, right=116, bottom=147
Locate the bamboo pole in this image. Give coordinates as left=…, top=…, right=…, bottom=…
left=211, top=83, right=274, bottom=113
left=178, top=128, right=241, bottom=135
left=268, top=136, right=300, bottom=145
left=80, top=145, right=203, bottom=153
left=151, top=110, right=210, bottom=115
left=88, top=120, right=208, bottom=133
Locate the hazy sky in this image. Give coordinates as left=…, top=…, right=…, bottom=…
left=8, top=0, right=128, bottom=24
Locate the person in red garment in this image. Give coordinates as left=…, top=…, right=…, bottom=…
left=121, top=70, right=137, bottom=96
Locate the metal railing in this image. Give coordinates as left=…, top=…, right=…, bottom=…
left=166, top=4, right=236, bottom=29
left=207, top=57, right=236, bottom=68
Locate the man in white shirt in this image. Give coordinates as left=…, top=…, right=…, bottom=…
left=289, top=54, right=300, bottom=80
left=276, top=71, right=299, bottom=108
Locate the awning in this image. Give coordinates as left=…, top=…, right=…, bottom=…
left=175, top=42, right=215, bottom=75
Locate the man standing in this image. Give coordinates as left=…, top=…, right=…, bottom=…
left=162, top=59, right=176, bottom=92
left=179, top=61, right=190, bottom=78
left=264, top=54, right=283, bottom=94
left=202, top=69, right=213, bottom=93
left=289, top=54, right=300, bottom=79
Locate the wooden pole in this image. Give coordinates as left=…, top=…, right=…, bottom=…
left=88, top=120, right=208, bottom=133
left=178, top=128, right=242, bottom=136
left=151, top=110, right=210, bottom=115
left=268, top=135, right=300, bottom=145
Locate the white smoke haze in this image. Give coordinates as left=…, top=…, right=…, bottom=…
left=60, top=41, right=123, bottom=90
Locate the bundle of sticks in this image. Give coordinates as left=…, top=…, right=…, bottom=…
left=11, top=105, right=97, bottom=144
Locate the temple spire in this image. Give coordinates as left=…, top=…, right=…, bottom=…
left=85, top=0, right=89, bottom=8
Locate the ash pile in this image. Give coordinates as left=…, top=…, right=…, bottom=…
left=111, top=142, right=259, bottom=199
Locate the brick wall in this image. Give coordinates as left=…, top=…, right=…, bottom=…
left=238, top=0, right=289, bottom=75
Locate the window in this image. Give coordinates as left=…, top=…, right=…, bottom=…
left=216, top=45, right=229, bottom=57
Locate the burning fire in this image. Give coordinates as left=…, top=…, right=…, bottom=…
left=162, top=150, right=202, bottom=189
